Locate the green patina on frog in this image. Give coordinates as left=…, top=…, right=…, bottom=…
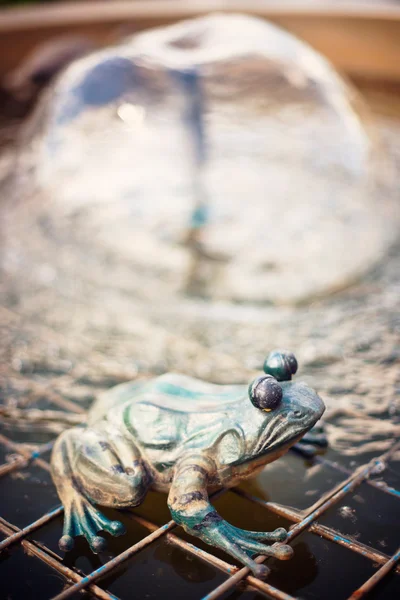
left=51, top=350, right=325, bottom=577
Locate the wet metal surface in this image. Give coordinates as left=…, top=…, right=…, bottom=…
left=0, top=424, right=399, bottom=599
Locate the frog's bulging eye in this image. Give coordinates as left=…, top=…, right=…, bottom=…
left=248, top=375, right=282, bottom=411
left=263, top=350, right=298, bottom=382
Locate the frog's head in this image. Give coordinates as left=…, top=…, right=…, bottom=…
left=248, top=375, right=325, bottom=460
left=226, top=351, right=325, bottom=477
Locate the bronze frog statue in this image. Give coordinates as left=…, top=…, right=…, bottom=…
left=51, top=350, right=325, bottom=578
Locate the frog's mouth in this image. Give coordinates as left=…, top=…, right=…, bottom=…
left=254, top=383, right=325, bottom=457
left=253, top=413, right=303, bottom=457
left=226, top=423, right=308, bottom=481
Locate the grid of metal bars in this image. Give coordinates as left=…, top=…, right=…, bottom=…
left=0, top=390, right=399, bottom=600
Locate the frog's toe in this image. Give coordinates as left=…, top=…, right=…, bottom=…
left=60, top=495, right=126, bottom=554
left=80, top=507, right=126, bottom=552
left=229, top=524, right=288, bottom=543
left=78, top=518, right=108, bottom=555
left=59, top=535, right=74, bottom=552
left=270, top=527, right=288, bottom=543
left=92, top=510, right=126, bottom=537
left=89, top=535, right=107, bottom=553
left=233, top=534, right=293, bottom=561
left=224, top=523, right=293, bottom=561
left=252, top=564, right=270, bottom=579
left=274, top=544, right=294, bottom=560
left=215, top=533, right=270, bottom=578
left=105, top=519, right=126, bottom=536
left=200, top=521, right=293, bottom=577
left=59, top=505, right=109, bottom=554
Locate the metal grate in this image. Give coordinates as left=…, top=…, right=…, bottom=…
left=0, top=390, right=399, bottom=600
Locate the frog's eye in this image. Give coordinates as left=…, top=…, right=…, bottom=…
left=248, top=375, right=282, bottom=411
left=263, top=350, right=298, bottom=382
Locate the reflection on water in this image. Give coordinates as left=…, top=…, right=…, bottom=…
left=320, top=481, right=400, bottom=556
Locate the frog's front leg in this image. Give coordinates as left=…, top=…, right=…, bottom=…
left=51, top=425, right=151, bottom=553
left=168, top=455, right=293, bottom=578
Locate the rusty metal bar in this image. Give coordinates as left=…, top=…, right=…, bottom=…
left=200, top=443, right=400, bottom=600
left=28, top=389, right=87, bottom=415
left=316, top=455, right=400, bottom=500
left=304, top=440, right=400, bottom=515
left=49, top=489, right=228, bottom=600
left=0, top=505, right=64, bottom=552
left=130, top=512, right=297, bottom=600
left=4, top=376, right=87, bottom=414
left=286, top=456, right=399, bottom=542
left=201, top=554, right=275, bottom=600
left=0, top=406, right=85, bottom=426
left=0, top=434, right=53, bottom=476
left=347, top=546, right=400, bottom=600
left=0, top=433, right=54, bottom=459
left=50, top=520, right=177, bottom=600
left=0, top=455, right=30, bottom=477
left=232, top=488, right=400, bottom=574
left=0, top=516, right=120, bottom=600
left=131, top=513, right=236, bottom=574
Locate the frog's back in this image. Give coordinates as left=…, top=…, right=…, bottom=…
left=88, top=373, right=246, bottom=425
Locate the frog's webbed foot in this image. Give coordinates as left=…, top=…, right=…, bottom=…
left=51, top=428, right=126, bottom=554
left=60, top=492, right=126, bottom=553
left=168, top=456, right=293, bottom=578
left=292, top=423, right=328, bottom=458
left=194, top=519, right=293, bottom=577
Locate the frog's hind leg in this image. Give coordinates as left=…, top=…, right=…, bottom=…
left=60, top=482, right=126, bottom=553
left=51, top=428, right=127, bottom=553
left=75, top=423, right=152, bottom=509
left=51, top=426, right=151, bottom=553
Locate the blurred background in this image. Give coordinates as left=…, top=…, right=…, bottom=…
left=0, top=3, right=399, bottom=600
